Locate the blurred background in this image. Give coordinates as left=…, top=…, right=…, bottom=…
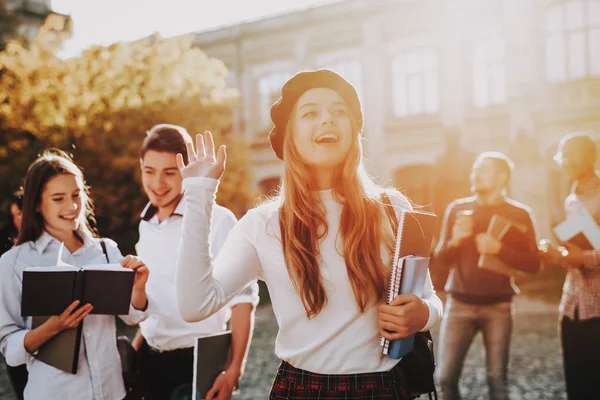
left=0, top=0, right=599, bottom=398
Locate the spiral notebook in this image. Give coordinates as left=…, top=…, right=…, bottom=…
left=381, top=208, right=437, bottom=356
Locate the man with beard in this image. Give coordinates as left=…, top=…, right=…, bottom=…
left=434, top=152, right=541, bottom=400
left=539, top=132, right=600, bottom=399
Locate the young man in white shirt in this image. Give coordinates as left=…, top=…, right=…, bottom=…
left=135, top=124, right=259, bottom=400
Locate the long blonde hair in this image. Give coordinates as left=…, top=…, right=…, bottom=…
left=278, top=117, right=396, bottom=318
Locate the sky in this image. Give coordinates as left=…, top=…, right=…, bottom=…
left=50, top=0, right=337, bottom=57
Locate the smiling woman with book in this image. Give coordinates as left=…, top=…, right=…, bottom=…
left=0, top=151, right=150, bottom=400
left=175, top=70, right=443, bottom=399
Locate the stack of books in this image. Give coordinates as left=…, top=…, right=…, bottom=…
left=381, top=209, right=437, bottom=359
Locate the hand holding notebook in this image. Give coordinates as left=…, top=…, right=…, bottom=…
left=553, top=207, right=600, bottom=250
left=380, top=206, right=437, bottom=358
left=192, top=331, right=235, bottom=400
left=383, top=256, right=431, bottom=359
left=477, top=214, right=529, bottom=276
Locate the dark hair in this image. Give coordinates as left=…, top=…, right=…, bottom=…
left=17, top=150, right=96, bottom=245
left=475, top=151, right=514, bottom=186
left=140, top=124, right=193, bottom=160
left=5, top=190, right=23, bottom=231
left=1, top=191, right=23, bottom=249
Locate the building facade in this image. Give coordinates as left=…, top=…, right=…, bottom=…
left=192, top=0, right=600, bottom=238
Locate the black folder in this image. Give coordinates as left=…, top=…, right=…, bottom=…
left=21, top=264, right=134, bottom=317
left=478, top=214, right=530, bottom=276
left=193, top=331, right=234, bottom=400
left=397, top=210, right=438, bottom=258
left=31, top=316, right=83, bottom=374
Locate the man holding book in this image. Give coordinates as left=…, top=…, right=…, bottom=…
left=134, top=124, right=259, bottom=400
left=434, top=152, right=541, bottom=400
left=538, top=132, right=600, bottom=399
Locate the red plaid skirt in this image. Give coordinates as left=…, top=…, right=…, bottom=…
left=269, top=361, right=410, bottom=399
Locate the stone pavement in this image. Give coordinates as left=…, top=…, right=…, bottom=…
left=0, top=296, right=566, bottom=399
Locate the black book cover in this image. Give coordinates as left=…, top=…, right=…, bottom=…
left=31, top=316, right=83, bottom=374
left=21, top=265, right=134, bottom=317
left=81, top=269, right=134, bottom=315
left=398, top=211, right=438, bottom=258
left=193, top=331, right=233, bottom=400
left=566, top=232, right=594, bottom=251
left=478, top=214, right=531, bottom=275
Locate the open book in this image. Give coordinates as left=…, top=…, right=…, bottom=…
left=21, top=264, right=134, bottom=317
left=21, top=262, right=134, bottom=374
left=554, top=207, right=600, bottom=250
left=381, top=209, right=437, bottom=357
left=192, top=331, right=234, bottom=400
left=478, top=214, right=529, bottom=276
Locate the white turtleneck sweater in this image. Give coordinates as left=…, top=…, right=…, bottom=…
left=176, top=177, right=443, bottom=374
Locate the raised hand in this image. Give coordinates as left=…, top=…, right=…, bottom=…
left=176, top=131, right=227, bottom=181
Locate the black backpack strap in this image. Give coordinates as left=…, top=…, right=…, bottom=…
left=99, top=239, right=109, bottom=263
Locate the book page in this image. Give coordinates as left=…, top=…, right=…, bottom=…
left=82, top=264, right=133, bottom=272
left=554, top=209, right=600, bottom=250
left=24, top=266, right=78, bottom=273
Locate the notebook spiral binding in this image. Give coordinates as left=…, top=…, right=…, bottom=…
left=381, top=210, right=406, bottom=354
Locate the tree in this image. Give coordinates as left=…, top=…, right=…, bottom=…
left=0, top=0, right=20, bottom=51
left=0, top=26, right=253, bottom=253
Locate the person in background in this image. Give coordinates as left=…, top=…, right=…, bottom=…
left=434, top=152, right=541, bottom=400
left=0, top=190, right=28, bottom=399
left=1, top=191, right=23, bottom=254
left=538, top=132, right=600, bottom=399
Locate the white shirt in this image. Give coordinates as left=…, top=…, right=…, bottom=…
left=176, top=177, right=443, bottom=375
left=136, top=198, right=259, bottom=351
left=0, top=231, right=147, bottom=400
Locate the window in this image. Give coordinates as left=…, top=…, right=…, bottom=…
left=257, top=72, right=291, bottom=129
left=391, top=51, right=439, bottom=117
left=473, top=37, right=507, bottom=107
left=544, top=0, right=600, bottom=82
left=319, top=60, right=363, bottom=102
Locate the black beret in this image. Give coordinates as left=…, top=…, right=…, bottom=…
left=268, top=69, right=363, bottom=160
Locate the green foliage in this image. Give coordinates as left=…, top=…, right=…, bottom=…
left=0, top=25, right=253, bottom=253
